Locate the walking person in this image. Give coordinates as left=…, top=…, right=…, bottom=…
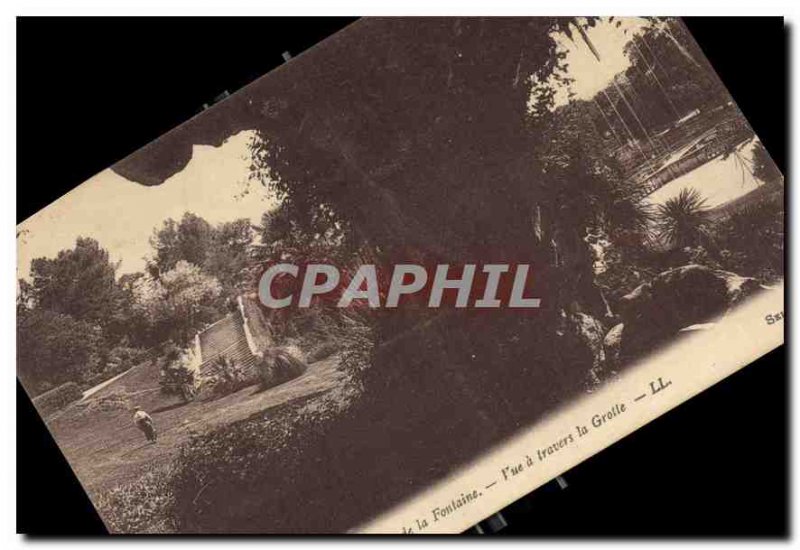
left=132, top=406, right=157, bottom=443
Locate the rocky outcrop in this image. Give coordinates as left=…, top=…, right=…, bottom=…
left=557, top=311, right=607, bottom=388
left=614, top=264, right=764, bottom=361
left=718, top=270, right=765, bottom=306
left=603, top=323, right=624, bottom=368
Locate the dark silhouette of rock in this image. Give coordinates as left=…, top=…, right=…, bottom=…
left=556, top=311, right=607, bottom=387
left=615, top=264, right=763, bottom=361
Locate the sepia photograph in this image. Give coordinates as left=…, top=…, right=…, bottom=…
left=16, top=16, right=785, bottom=534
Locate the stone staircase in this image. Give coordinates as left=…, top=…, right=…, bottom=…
left=197, top=311, right=260, bottom=377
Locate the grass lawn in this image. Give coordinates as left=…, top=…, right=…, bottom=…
left=45, top=354, right=347, bottom=502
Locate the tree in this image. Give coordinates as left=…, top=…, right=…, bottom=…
left=204, top=218, right=254, bottom=293
left=18, top=238, right=152, bottom=390
left=620, top=18, right=727, bottom=127
left=17, top=308, right=104, bottom=394
left=248, top=19, right=590, bottom=261
left=150, top=213, right=214, bottom=273
left=113, top=271, right=151, bottom=347
left=28, top=237, right=121, bottom=328
left=655, top=187, right=711, bottom=249
left=132, top=261, right=223, bottom=346
left=150, top=213, right=258, bottom=298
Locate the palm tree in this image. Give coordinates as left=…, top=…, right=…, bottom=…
left=655, top=187, right=711, bottom=249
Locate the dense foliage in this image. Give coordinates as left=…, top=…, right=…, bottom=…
left=19, top=17, right=783, bottom=533
left=18, top=214, right=254, bottom=396
left=30, top=381, right=83, bottom=417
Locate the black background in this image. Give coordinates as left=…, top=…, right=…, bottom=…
left=17, top=17, right=787, bottom=536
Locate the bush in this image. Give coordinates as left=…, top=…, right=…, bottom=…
left=159, top=363, right=195, bottom=397
left=95, top=466, right=177, bottom=534
left=712, top=192, right=784, bottom=284
left=31, top=381, right=83, bottom=417
left=197, top=357, right=250, bottom=400
left=157, top=342, right=196, bottom=401
left=167, top=385, right=358, bottom=533
left=255, top=348, right=307, bottom=390
left=107, top=346, right=148, bottom=373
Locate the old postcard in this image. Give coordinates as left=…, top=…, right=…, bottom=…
left=17, top=17, right=784, bottom=533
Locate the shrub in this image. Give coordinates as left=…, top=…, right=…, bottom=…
left=95, top=466, right=177, bottom=534
left=255, top=348, right=307, bottom=390
left=157, top=342, right=196, bottom=401
left=197, top=357, right=250, bottom=400
left=655, top=187, right=712, bottom=249
left=31, top=381, right=83, bottom=417
left=159, top=363, right=196, bottom=398
left=712, top=192, right=784, bottom=283
left=167, top=385, right=358, bottom=533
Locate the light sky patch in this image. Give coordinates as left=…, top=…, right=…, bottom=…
left=539, top=17, right=651, bottom=110
left=18, top=130, right=277, bottom=280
